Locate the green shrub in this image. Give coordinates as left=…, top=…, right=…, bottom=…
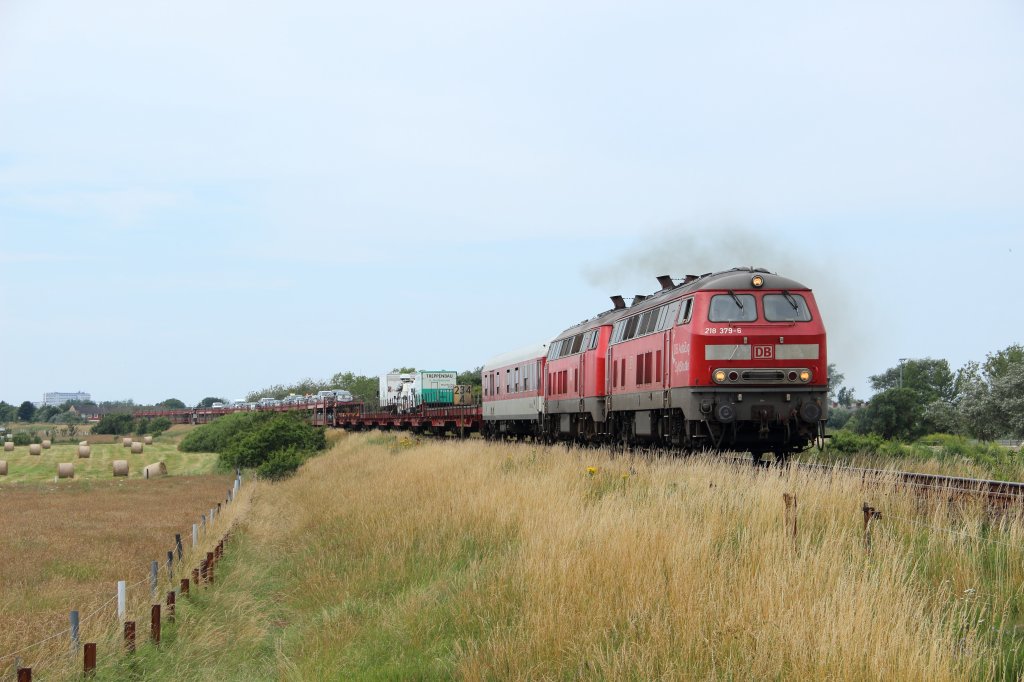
left=11, top=432, right=32, bottom=446
left=92, top=414, right=136, bottom=435
left=826, top=429, right=884, bottom=455
left=220, top=413, right=326, bottom=469
left=149, top=417, right=172, bottom=433
left=180, top=410, right=327, bottom=478
left=179, top=412, right=261, bottom=452
left=255, top=445, right=309, bottom=480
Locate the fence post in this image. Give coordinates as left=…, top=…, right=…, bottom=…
left=150, top=560, right=158, bottom=597
left=70, top=610, right=80, bottom=653
left=863, top=503, right=882, bottom=553
left=192, top=523, right=198, bottom=547
left=167, top=590, right=176, bottom=622
left=83, top=642, right=96, bottom=676
left=151, top=604, right=161, bottom=644
left=175, top=533, right=183, bottom=560
left=16, top=667, right=30, bottom=682
left=167, top=550, right=174, bottom=581
left=193, top=567, right=200, bottom=586
left=124, top=621, right=136, bottom=653
left=783, top=493, right=797, bottom=550
left=117, top=580, right=126, bottom=622
left=181, top=578, right=190, bottom=596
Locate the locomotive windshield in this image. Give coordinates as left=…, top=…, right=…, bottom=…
left=763, top=293, right=812, bottom=322
left=708, top=294, right=757, bottom=322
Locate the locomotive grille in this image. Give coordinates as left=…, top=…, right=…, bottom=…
left=741, top=370, right=786, bottom=382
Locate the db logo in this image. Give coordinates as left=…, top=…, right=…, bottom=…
left=754, top=345, right=774, bottom=359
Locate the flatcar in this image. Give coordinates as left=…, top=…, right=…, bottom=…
left=482, top=267, right=828, bottom=461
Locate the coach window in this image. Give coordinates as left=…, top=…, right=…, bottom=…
left=611, top=321, right=625, bottom=344
left=763, top=293, right=812, bottom=322
left=570, top=333, right=583, bottom=354
left=506, top=369, right=511, bottom=394
left=677, top=298, right=694, bottom=325
left=708, top=294, right=757, bottom=322
left=642, top=309, right=659, bottom=335
left=623, top=315, right=640, bottom=341
left=590, top=330, right=600, bottom=349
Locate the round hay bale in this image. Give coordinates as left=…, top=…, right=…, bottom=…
left=0, top=460, right=7, bottom=476
left=143, top=462, right=167, bottom=479
left=42, top=440, right=51, bottom=449
left=112, top=460, right=129, bottom=477
left=57, top=463, right=74, bottom=479
left=29, top=444, right=42, bottom=456
left=79, top=440, right=88, bottom=447
left=122, top=437, right=132, bottom=447
left=143, top=436, right=153, bottom=445
left=131, top=442, right=143, bottom=454
left=78, top=445, right=91, bottom=458
left=3, top=442, right=13, bottom=452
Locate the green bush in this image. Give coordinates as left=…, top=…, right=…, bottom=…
left=221, top=413, right=326, bottom=469
left=11, top=432, right=32, bottom=446
left=179, top=411, right=327, bottom=479
left=92, top=414, right=137, bottom=435
left=179, top=412, right=261, bottom=452
left=256, top=445, right=309, bottom=480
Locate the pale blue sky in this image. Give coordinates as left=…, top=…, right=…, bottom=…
left=1, top=0, right=1021, bottom=405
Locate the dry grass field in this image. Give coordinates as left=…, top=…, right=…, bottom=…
left=0, top=468, right=237, bottom=679
left=85, top=432, right=1024, bottom=681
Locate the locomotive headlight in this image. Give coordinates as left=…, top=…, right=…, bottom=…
left=751, top=275, right=764, bottom=287
left=713, top=369, right=727, bottom=383
left=799, top=370, right=812, bottom=382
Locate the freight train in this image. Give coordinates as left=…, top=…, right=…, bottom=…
left=481, top=267, right=828, bottom=462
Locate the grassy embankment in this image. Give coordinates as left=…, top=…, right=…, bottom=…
left=88, top=432, right=1024, bottom=681
left=0, top=425, right=230, bottom=679
left=0, top=425, right=213, bottom=483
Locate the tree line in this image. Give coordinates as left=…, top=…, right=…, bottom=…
left=829, top=343, right=1023, bottom=442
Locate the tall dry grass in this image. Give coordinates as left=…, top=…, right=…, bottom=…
left=128, top=432, right=1023, bottom=680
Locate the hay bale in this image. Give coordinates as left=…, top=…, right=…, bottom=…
left=57, top=462, right=74, bottom=479
left=42, top=440, right=51, bottom=449
left=143, top=462, right=167, bottom=479
left=131, top=442, right=143, bottom=454
left=3, top=442, right=13, bottom=452
left=0, top=460, right=7, bottom=476
left=112, top=460, right=129, bottom=477
left=78, top=445, right=91, bottom=458
left=143, top=436, right=153, bottom=445
left=122, top=437, right=132, bottom=447
left=79, top=440, right=88, bottom=447
left=29, top=444, right=42, bottom=456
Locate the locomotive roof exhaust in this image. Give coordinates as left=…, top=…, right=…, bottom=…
left=610, top=295, right=626, bottom=309
left=631, top=295, right=647, bottom=306
left=656, top=275, right=675, bottom=290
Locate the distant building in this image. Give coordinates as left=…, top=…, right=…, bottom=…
left=42, top=391, right=92, bottom=407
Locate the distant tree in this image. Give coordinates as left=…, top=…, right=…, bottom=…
left=990, top=364, right=1024, bottom=439
left=17, top=401, right=36, bottom=422
left=870, top=358, right=955, bottom=403
left=854, top=388, right=925, bottom=440
left=330, top=371, right=379, bottom=404
left=197, top=397, right=228, bottom=408
left=983, top=344, right=1024, bottom=382
left=391, top=367, right=417, bottom=374
left=827, top=363, right=844, bottom=404
left=955, top=361, right=1001, bottom=441
left=34, top=405, right=60, bottom=422
left=0, top=401, right=16, bottom=422
left=99, top=400, right=136, bottom=414
left=158, top=398, right=186, bottom=409
left=836, top=386, right=856, bottom=408
left=456, top=367, right=483, bottom=388
left=92, top=413, right=136, bottom=435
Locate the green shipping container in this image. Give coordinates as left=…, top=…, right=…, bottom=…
left=422, top=388, right=454, bottom=404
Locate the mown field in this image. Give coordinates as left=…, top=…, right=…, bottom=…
left=0, top=425, right=216, bottom=483
left=0, top=426, right=230, bottom=679
left=80, top=432, right=1024, bottom=681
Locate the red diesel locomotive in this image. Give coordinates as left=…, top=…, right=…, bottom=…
left=482, top=267, right=828, bottom=460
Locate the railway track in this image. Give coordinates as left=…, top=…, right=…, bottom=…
left=729, top=456, right=1024, bottom=506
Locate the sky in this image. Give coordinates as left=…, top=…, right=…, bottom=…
left=0, top=0, right=1021, bottom=406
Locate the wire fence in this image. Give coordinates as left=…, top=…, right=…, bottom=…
left=1, top=473, right=246, bottom=680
